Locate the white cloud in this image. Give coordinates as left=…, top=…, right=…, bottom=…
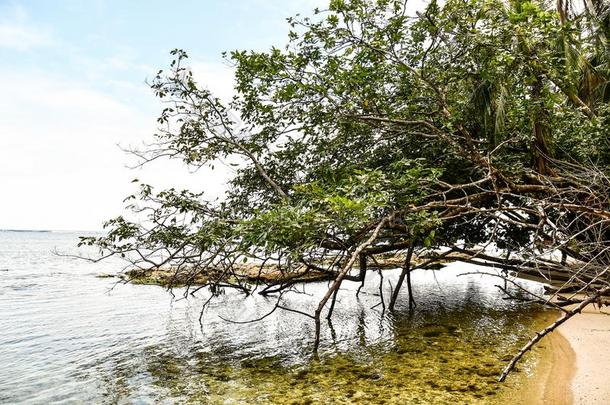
left=0, top=68, right=231, bottom=231
left=0, top=24, right=53, bottom=50
left=0, top=4, right=54, bottom=50
left=190, top=61, right=236, bottom=103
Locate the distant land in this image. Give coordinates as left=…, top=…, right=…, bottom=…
left=0, top=229, right=103, bottom=233
left=0, top=229, right=52, bottom=233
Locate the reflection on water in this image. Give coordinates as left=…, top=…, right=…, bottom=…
left=0, top=231, right=554, bottom=404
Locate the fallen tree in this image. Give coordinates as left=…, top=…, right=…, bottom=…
left=81, top=0, right=610, bottom=379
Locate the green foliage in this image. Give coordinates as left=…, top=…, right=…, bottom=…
left=86, top=0, right=610, bottom=279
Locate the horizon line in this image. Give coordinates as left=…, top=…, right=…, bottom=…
left=0, top=228, right=104, bottom=233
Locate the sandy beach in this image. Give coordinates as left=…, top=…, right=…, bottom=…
left=556, top=304, right=610, bottom=404
left=524, top=303, right=610, bottom=405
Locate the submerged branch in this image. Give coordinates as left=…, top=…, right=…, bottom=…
left=499, top=286, right=610, bottom=382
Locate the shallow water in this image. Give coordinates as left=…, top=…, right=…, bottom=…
left=0, top=231, right=555, bottom=404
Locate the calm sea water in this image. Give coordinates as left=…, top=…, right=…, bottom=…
left=0, top=231, right=552, bottom=404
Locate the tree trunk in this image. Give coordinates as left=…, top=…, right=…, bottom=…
left=531, top=76, right=552, bottom=175
left=389, top=245, right=415, bottom=311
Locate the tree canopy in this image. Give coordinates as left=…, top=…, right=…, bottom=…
left=81, top=0, right=610, bottom=377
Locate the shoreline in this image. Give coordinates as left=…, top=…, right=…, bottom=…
left=530, top=328, right=575, bottom=404
left=511, top=313, right=574, bottom=405
left=526, top=303, right=610, bottom=405
left=556, top=303, right=610, bottom=404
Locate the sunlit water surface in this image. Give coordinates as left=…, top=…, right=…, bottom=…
left=0, top=231, right=555, bottom=404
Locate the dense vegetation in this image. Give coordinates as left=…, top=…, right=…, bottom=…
left=82, top=0, right=610, bottom=377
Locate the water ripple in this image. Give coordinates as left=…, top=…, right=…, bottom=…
left=0, top=231, right=550, bottom=403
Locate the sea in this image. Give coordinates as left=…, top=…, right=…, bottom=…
left=0, top=230, right=554, bottom=404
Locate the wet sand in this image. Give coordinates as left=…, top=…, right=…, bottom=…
left=522, top=303, right=610, bottom=405
left=516, top=329, right=574, bottom=405
left=556, top=304, right=610, bottom=405
left=538, top=330, right=575, bottom=404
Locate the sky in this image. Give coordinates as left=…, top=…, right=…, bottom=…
left=0, top=0, right=326, bottom=231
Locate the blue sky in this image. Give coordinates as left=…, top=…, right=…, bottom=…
left=0, top=0, right=324, bottom=230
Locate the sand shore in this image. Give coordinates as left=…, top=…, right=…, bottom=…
left=514, top=327, right=574, bottom=405
left=555, top=304, right=610, bottom=404
left=524, top=303, right=610, bottom=405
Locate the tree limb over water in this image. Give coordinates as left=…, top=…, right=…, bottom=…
left=80, top=0, right=610, bottom=380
